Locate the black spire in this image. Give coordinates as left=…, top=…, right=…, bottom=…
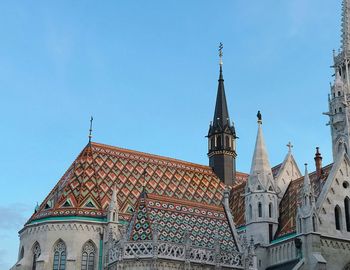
left=207, top=43, right=237, bottom=185
left=212, top=65, right=230, bottom=129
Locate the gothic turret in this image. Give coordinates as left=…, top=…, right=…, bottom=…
left=296, top=164, right=318, bottom=234
left=207, top=43, right=237, bottom=185
left=245, top=113, right=278, bottom=245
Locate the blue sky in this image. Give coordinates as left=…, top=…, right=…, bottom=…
left=0, top=0, right=342, bottom=268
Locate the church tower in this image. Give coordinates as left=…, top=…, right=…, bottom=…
left=244, top=113, right=278, bottom=245
left=207, top=43, right=237, bottom=185
left=327, top=0, right=350, bottom=159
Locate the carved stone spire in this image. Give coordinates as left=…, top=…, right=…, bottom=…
left=248, top=112, right=273, bottom=189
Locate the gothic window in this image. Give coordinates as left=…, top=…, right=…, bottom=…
left=299, top=218, right=302, bottom=233
left=340, top=107, right=343, bottom=113
left=81, top=241, right=96, bottom=270
left=32, top=242, right=41, bottom=270
left=269, top=203, right=273, bottom=218
left=335, top=205, right=342, bottom=230
left=258, top=202, right=262, bottom=218
left=53, top=240, right=66, bottom=270
left=217, top=135, right=222, bottom=148
left=345, top=197, right=350, bottom=232
left=249, top=204, right=252, bottom=220
left=225, top=136, right=230, bottom=149
left=211, top=137, right=215, bottom=150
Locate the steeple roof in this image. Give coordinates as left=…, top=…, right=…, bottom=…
left=246, top=115, right=274, bottom=191
left=249, top=120, right=272, bottom=177
left=212, top=65, right=230, bottom=128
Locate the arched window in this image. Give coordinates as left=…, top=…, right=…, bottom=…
left=225, top=136, right=230, bottom=149
left=81, top=241, right=96, bottom=270
left=338, top=91, right=341, bottom=97
left=32, top=242, right=41, bottom=270
left=335, top=205, right=342, bottom=230
left=53, top=240, right=66, bottom=270
left=258, top=202, right=262, bottom=218
left=340, top=107, right=343, bottom=113
left=269, top=203, right=273, bottom=218
left=249, top=204, right=252, bottom=220
left=217, top=135, right=222, bottom=148
left=345, top=197, right=350, bottom=232
left=211, top=137, right=215, bottom=150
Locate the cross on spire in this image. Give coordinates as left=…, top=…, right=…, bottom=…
left=88, top=116, right=93, bottom=143
left=219, top=42, right=223, bottom=66
left=287, top=142, right=293, bottom=153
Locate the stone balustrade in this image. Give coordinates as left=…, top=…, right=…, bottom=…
left=108, top=240, right=244, bottom=269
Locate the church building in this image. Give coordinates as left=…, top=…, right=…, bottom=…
left=11, top=1, right=350, bottom=269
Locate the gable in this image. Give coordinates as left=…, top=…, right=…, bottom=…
left=317, top=152, right=350, bottom=235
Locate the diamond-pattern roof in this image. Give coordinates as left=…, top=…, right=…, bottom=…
left=276, top=163, right=333, bottom=237
left=128, top=193, right=239, bottom=251
left=29, top=142, right=230, bottom=223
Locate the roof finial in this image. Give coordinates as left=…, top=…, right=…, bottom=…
left=257, top=110, right=262, bottom=124
left=88, top=116, right=93, bottom=143
left=219, top=42, right=223, bottom=66
left=287, top=142, right=293, bottom=153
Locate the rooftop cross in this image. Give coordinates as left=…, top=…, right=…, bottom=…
left=88, top=116, right=93, bottom=143
left=287, top=141, right=293, bottom=153
left=219, top=42, right=223, bottom=66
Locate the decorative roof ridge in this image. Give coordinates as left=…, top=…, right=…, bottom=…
left=146, top=193, right=224, bottom=212
left=91, top=141, right=216, bottom=173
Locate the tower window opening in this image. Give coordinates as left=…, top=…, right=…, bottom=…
left=335, top=108, right=337, bottom=114
left=340, top=107, right=343, bottom=113
left=338, top=91, right=341, bottom=97
left=225, top=136, right=230, bottom=150
left=269, top=203, right=273, bottom=218
left=217, top=135, right=222, bottom=148
left=258, top=202, right=262, bottom=218
left=249, top=204, right=252, bottom=220
left=335, top=205, right=342, bottom=230
left=334, top=93, right=336, bottom=98
left=211, top=137, right=215, bottom=150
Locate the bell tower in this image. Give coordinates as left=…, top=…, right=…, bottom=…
left=207, top=43, right=237, bottom=185
left=326, top=0, right=350, bottom=159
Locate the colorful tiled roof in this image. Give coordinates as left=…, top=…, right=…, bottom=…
left=276, top=164, right=333, bottom=237
left=128, top=193, right=239, bottom=252
left=29, top=142, right=233, bottom=223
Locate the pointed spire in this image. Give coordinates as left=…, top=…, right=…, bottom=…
left=303, top=163, right=311, bottom=195
left=342, top=0, right=350, bottom=52
left=249, top=112, right=272, bottom=176
left=213, top=43, right=230, bottom=128
left=335, top=69, right=344, bottom=87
